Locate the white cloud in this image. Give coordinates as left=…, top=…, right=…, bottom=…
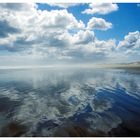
left=0, top=3, right=139, bottom=65
left=0, top=3, right=37, bottom=11
left=87, top=17, right=112, bottom=31
left=72, top=30, right=95, bottom=45
left=0, top=4, right=85, bottom=52
left=82, top=3, right=118, bottom=15
left=95, top=39, right=116, bottom=51
left=0, top=3, right=118, bottom=64
left=113, top=31, right=140, bottom=62
left=117, top=31, right=140, bottom=50
left=48, top=3, right=80, bottom=8
left=38, top=9, right=85, bottom=30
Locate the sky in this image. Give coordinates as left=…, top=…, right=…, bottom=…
left=0, top=3, right=140, bottom=66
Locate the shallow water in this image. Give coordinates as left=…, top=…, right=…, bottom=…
left=0, top=68, right=140, bottom=136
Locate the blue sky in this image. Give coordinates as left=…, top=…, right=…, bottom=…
left=37, top=3, right=140, bottom=41
left=0, top=3, right=140, bottom=66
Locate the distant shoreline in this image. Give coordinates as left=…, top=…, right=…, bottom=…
left=0, top=63, right=140, bottom=70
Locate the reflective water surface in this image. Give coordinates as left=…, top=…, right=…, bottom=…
left=0, top=68, right=140, bottom=136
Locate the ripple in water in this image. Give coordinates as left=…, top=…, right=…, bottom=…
left=0, top=68, right=140, bottom=136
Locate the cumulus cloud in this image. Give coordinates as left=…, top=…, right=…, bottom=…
left=0, top=3, right=139, bottom=64
left=0, top=4, right=84, bottom=53
left=117, top=31, right=140, bottom=50
left=72, top=30, right=95, bottom=45
left=61, top=38, right=116, bottom=63
left=38, top=10, right=85, bottom=30
left=48, top=3, right=80, bottom=8
left=0, top=20, right=20, bottom=38
left=0, top=3, right=37, bottom=11
left=112, top=31, right=140, bottom=62
left=95, top=39, right=116, bottom=51
left=0, top=3, right=115, bottom=64
left=87, top=17, right=112, bottom=31
left=82, top=3, right=118, bottom=15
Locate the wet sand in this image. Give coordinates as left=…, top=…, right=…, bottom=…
left=0, top=121, right=27, bottom=137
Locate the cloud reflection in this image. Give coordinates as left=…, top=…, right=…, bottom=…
left=0, top=68, right=139, bottom=136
